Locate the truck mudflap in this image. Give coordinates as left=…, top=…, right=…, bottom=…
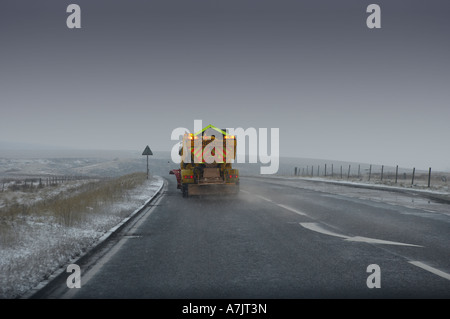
left=186, top=183, right=239, bottom=196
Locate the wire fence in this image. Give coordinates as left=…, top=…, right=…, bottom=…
left=279, top=164, right=450, bottom=190
left=1, top=175, right=100, bottom=192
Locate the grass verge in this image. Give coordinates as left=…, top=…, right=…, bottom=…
left=0, top=172, right=155, bottom=298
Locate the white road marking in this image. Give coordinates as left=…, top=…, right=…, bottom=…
left=346, top=236, right=422, bottom=247
left=243, top=188, right=450, bottom=281
left=255, top=194, right=274, bottom=203
left=245, top=190, right=422, bottom=246
left=299, top=222, right=348, bottom=239
left=241, top=190, right=270, bottom=201
left=242, top=190, right=307, bottom=216
left=409, top=261, right=450, bottom=281
left=61, top=231, right=131, bottom=299
left=60, top=184, right=166, bottom=298
left=299, top=222, right=423, bottom=247
left=275, top=204, right=308, bottom=216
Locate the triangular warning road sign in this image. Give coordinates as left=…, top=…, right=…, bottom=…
left=142, top=145, right=153, bottom=155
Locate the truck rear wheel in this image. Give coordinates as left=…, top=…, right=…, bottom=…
left=182, top=184, right=189, bottom=198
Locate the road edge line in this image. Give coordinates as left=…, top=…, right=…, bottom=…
left=21, top=176, right=165, bottom=299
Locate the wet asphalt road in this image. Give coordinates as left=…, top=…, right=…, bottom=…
left=32, top=176, right=450, bottom=299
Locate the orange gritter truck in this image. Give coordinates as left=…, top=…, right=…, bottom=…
left=170, top=124, right=240, bottom=197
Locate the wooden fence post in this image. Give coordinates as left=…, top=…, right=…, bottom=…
left=395, top=165, right=398, bottom=184
left=428, top=167, right=431, bottom=188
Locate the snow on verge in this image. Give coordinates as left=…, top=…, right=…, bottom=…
left=0, top=176, right=164, bottom=299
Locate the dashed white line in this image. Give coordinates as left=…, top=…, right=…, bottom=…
left=299, top=222, right=348, bottom=239
left=243, top=189, right=450, bottom=282
left=245, top=190, right=422, bottom=247
left=275, top=204, right=308, bottom=216
left=242, top=190, right=307, bottom=216
left=255, top=194, right=274, bottom=203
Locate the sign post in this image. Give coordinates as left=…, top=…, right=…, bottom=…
left=142, top=145, right=153, bottom=179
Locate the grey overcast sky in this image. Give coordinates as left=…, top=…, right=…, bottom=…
left=1, top=0, right=449, bottom=171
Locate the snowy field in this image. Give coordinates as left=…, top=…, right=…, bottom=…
left=0, top=175, right=162, bottom=299
left=0, top=152, right=164, bottom=299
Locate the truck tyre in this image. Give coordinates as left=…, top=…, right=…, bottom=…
left=182, top=184, right=189, bottom=198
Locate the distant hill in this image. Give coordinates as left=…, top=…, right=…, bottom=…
left=0, top=141, right=68, bottom=151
